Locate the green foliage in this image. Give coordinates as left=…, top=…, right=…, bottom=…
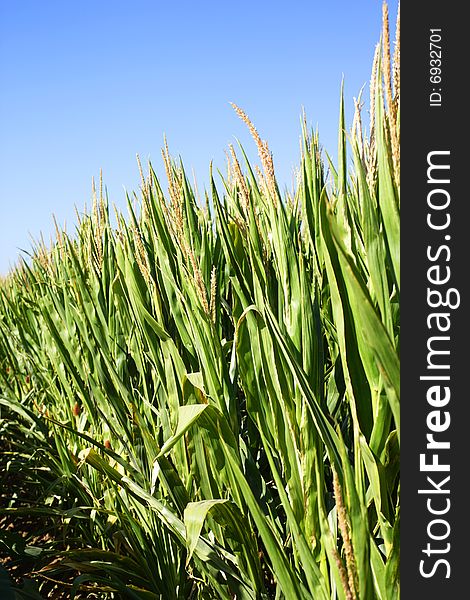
left=0, top=10, right=399, bottom=598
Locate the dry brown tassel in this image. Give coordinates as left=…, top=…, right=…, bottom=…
left=333, top=468, right=359, bottom=600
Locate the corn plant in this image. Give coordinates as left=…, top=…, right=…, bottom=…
left=0, top=4, right=399, bottom=599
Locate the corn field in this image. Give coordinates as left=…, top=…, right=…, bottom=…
left=0, top=5, right=399, bottom=599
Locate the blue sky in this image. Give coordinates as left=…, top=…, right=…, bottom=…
left=0, top=0, right=398, bottom=274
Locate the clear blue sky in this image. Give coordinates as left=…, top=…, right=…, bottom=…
left=0, top=0, right=398, bottom=274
